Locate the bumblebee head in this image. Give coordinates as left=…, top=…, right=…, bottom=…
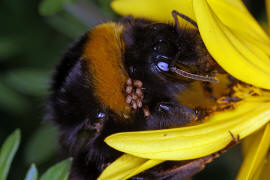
left=122, top=13, right=221, bottom=86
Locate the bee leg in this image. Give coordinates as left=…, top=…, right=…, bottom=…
left=131, top=156, right=213, bottom=180
left=146, top=102, right=197, bottom=130
left=155, top=157, right=212, bottom=180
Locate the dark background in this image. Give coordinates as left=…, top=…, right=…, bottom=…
left=0, top=0, right=266, bottom=179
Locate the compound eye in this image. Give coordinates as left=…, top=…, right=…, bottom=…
left=157, top=61, right=169, bottom=72
left=155, top=55, right=170, bottom=72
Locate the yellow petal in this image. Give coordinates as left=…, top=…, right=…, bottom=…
left=257, top=153, right=270, bottom=180
left=210, top=0, right=270, bottom=58
left=105, top=96, right=270, bottom=160
left=193, top=0, right=270, bottom=89
left=98, top=154, right=147, bottom=180
left=124, top=159, right=164, bottom=179
left=98, top=154, right=163, bottom=180
left=111, top=0, right=195, bottom=27
left=266, top=0, right=270, bottom=31
left=253, top=165, right=264, bottom=180
left=241, top=132, right=257, bottom=158
left=237, top=123, right=270, bottom=180
left=208, top=0, right=270, bottom=47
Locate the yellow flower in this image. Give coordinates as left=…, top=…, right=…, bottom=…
left=98, top=0, right=270, bottom=179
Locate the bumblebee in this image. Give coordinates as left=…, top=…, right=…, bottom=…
left=47, top=11, right=235, bottom=180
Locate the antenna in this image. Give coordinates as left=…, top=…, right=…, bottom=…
left=172, top=10, right=198, bottom=29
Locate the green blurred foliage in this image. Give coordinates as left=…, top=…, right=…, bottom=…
left=0, top=130, right=20, bottom=180
left=39, top=158, right=72, bottom=180
left=24, top=164, right=38, bottom=180
left=0, top=0, right=265, bottom=179
left=24, top=124, right=58, bottom=165
left=39, top=0, right=75, bottom=16
left=0, top=0, right=107, bottom=178
left=0, top=130, right=72, bottom=180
